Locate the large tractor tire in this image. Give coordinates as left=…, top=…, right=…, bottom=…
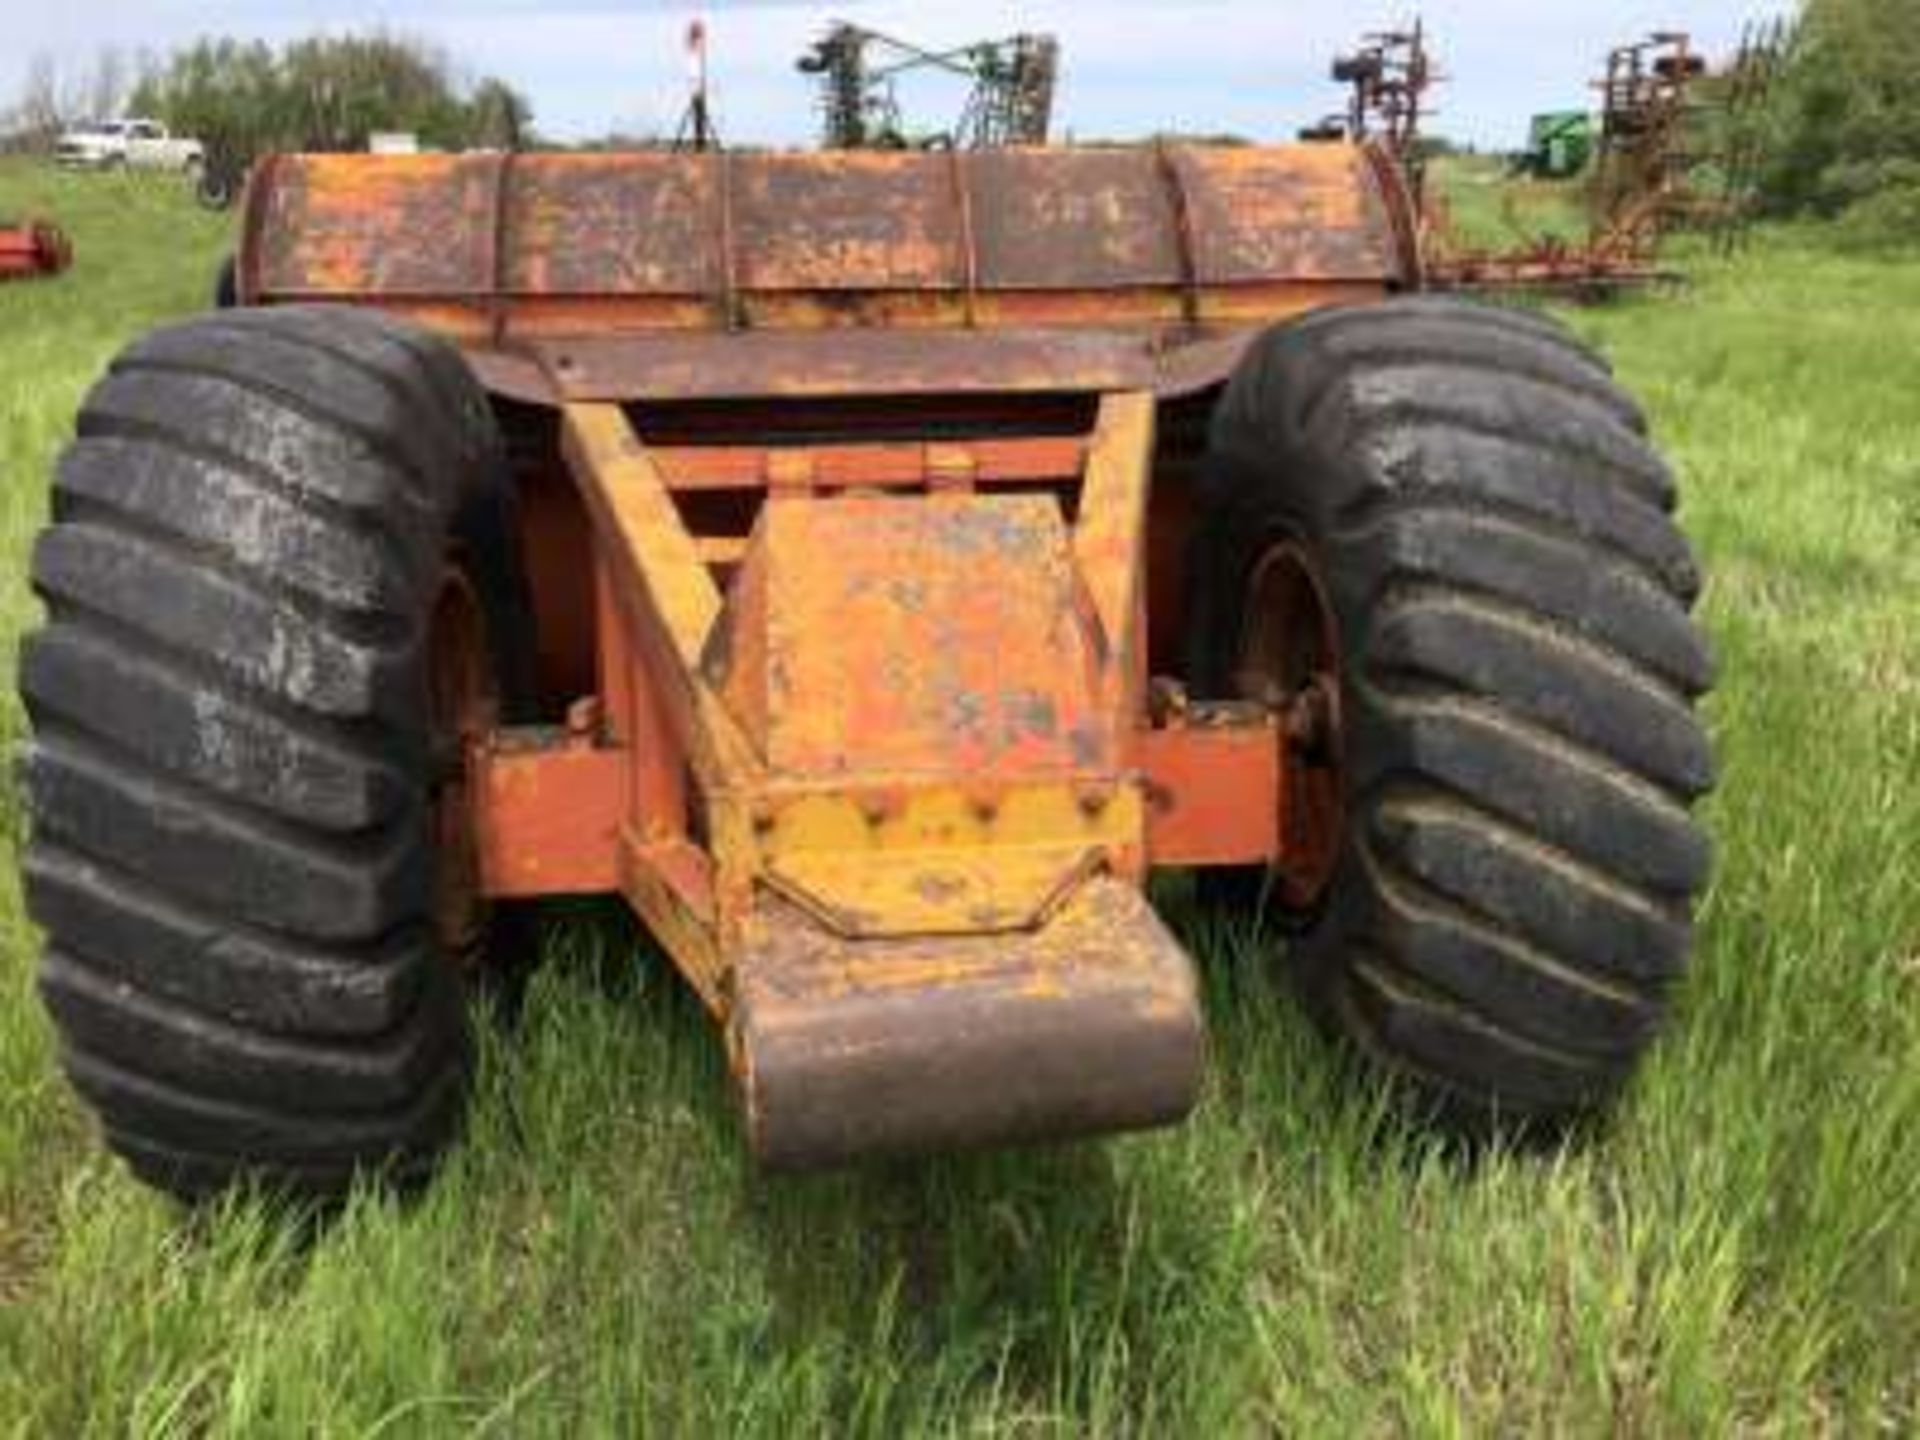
left=21, top=306, right=536, bottom=1201
left=1186, top=297, right=1714, bottom=1126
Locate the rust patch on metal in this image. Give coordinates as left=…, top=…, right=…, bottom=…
left=532, top=329, right=1157, bottom=402
left=473, top=732, right=626, bottom=897
left=511, top=152, right=716, bottom=296
left=1141, top=708, right=1285, bottom=866
left=238, top=144, right=1400, bottom=363
left=967, top=148, right=1185, bottom=289
left=733, top=879, right=1203, bottom=1171
left=733, top=151, right=964, bottom=292
left=706, top=493, right=1108, bottom=778
left=1175, top=145, right=1397, bottom=283
left=646, top=436, right=1085, bottom=493
left=255, top=153, right=498, bottom=297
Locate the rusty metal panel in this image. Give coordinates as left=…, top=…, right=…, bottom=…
left=474, top=733, right=626, bottom=896
left=241, top=145, right=1407, bottom=332
left=561, top=403, right=760, bottom=784
left=490, top=325, right=1351, bottom=406
left=506, top=153, right=716, bottom=296
left=1073, top=392, right=1155, bottom=686
left=967, top=149, right=1184, bottom=290
left=254, top=153, right=498, bottom=296
left=707, top=494, right=1108, bottom=778
left=1174, top=145, right=1397, bottom=282
left=731, top=151, right=964, bottom=292
left=1141, top=721, right=1283, bottom=866
left=764, top=841, right=1103, bottom=938
left=532, top=330, right=1155, bottom=401
left=733, top=881, right=1204, bottom=1172
left=563, top=405, right=722, bottom=675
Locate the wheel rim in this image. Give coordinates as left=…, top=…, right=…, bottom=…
left=1234, top=537, right=1346, bottom=912
left=428, top=567, right=497, bottom=969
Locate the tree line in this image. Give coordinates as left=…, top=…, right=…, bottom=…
left=1759, top=0, right=1918, bottom=243
left=3, top=34, right=532, bottom=159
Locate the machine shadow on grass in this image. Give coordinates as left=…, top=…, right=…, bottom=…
left=1169, top=892, right=1577, bottom=1172
left=168, top=888, right=1540, bottom=1288
left=722, top=902, right=1495, bottom=1353
left=490, top=899, right=1246, bottom=1361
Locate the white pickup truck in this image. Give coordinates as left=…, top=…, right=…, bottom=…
left=54, top=118, right=205, bottom=172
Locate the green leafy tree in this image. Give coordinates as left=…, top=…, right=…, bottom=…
left=1763, top=0, right=1920, bottom=218
left=127, top=32, right=533, bottom=163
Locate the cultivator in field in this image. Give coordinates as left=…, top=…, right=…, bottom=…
left=797, top=22, right=1060, bottom=152
left=21, top=141, right=1714, bottom=1201
left=1307, top=23, right=1437, bottom=207
left=0, top=219, right=71, bottom=281
left=1317, top=20, right=1792, bottom=297
left=1708, top=16, right=1798, bottom=256
left=1425, top=31, right=1711, bottom=294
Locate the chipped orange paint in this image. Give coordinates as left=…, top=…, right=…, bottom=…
left=474, top=737, right=625, bottom=897
left=753, top=783, right=1144, bottom=939
left=647, top=437, right=1086, bottom=493
left=733, top=878, right=1203, bottom=1171
left=709, top=494, right=1109, bottom=778
left=563, top=405, right=723, bottom=675
left=240, top=144, right=1410, bottom=373
left=619, top=834, right=728, bottom=1010
left=1140, top=721, right=1285, bottom=867
left=1073, top=393, right=1155, bottom=714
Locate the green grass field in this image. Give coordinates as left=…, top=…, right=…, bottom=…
left=1, top=158, right=1917, bottom=1435
left=1430, top=154, right=1589, bottom=251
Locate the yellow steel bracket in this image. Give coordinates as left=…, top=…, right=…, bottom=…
left=1074, top=391, right=1156, bottom=705
left=562, top=402, right=769, bottom=1005
left=561, top=403, right=761, bottom=783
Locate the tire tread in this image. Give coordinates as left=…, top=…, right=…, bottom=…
left=23, top=306, right=528, bottom=1201
left=1190, top=297, right=1714, bottom=1126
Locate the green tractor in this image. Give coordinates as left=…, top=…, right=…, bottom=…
left=1514, top=110, right=1595, bottom=180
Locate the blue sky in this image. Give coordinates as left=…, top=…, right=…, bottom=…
left=7, top=1, right=1777, bottom=149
